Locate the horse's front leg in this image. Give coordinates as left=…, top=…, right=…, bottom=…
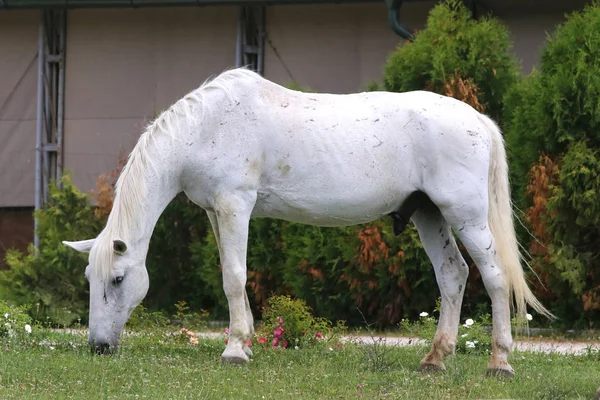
left=213, top=192, right=256, bottom=364
left=207, top=210, right=254, bottom=359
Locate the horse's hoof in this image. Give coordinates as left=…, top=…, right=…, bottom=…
left=486, top=367, right=514, bottom=379
left=221, top=348, right=249, bottom=364
left=243, top=344, right=253, bottom=358
left=418, top=362, right=446, bottom=373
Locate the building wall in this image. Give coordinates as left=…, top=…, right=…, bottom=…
left=0, top=11, right=39, bottom=208
left=0, top=2, right=589, bottom=210
left=264, top=2, right=429, bottom=93
left=63, top=7, right=237, bottom=194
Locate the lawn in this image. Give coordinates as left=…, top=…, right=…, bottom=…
left=0, top=329, right=598, bottom=399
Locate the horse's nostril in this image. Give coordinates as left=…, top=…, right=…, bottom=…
left=90, top=340, right=112, bottom=355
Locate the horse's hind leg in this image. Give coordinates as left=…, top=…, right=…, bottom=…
left=207, top=210, right=254, bottom=359
left=441, top=207, right=515, bottom=378
left=412, top=207, right=469, bottom=372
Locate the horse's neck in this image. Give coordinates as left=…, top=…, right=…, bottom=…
left=114, top=145, right=181, bottom=252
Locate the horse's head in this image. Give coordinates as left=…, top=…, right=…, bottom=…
left=63, top=238, right=149, bottom=354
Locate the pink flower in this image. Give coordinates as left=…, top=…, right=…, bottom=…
left=357, top=384, right=362, bottom=389
left=225, top=338, right=229, bottom=344
left=180, top=328, right=188, bottom=334
left=186, top=330, right=196, bottom=336
left=258, top=337, right=267, bottom=344
left=247, top=340, right=252, bottom=346
left=273, top=327, right=284, bottom=338
left=277, top=316, right=284, bottom=325
left=189, top=337, right=199, bottom=345
left=272, top=337, right=279, bottom=346
left=316, top=332, right=323, bottom=339
left=225, top=328, right=230, bottom=335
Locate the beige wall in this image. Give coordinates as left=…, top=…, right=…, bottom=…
left=0, top=2, right=589, bottom=207
left=64, top=7, right=237, bottom=194
left=264, top=2, right=436, bottom=93
left=0, top=11, right=39, bottom=207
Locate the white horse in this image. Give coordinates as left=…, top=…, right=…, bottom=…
left=63, top=67, right=552, bottom=378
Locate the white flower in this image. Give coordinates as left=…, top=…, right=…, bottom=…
left=463, top=318, right=474, bottom=328
left=461, top=334, right=468, bottom=338
left=294, top=346, right=299, bottom=350
left=4, top=322, right=10, bottom=328
left=465, top=341, right=475, bottom=348
left=49, top=346, right=55, bottom=350
left=3, top=313, right=8, bottom=318
left=419, top=312, right=429, bottom=318
left=526, top=313, right=533, bottom=321
left=329, top=347, right=334, bottom=351
left=24, top=324, right=31, bottom=334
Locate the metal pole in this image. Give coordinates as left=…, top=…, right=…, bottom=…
left=235, top=6, right=243, bottom=67
left=34, top=11, right=45, bottom=250
left=56, top=10, right=66, bottom=185
left=42, top=12, right=51, bottom=203
left=257, top=6, right=265, bottom=76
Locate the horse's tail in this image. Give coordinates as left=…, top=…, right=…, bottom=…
left=479, top=113, right=555, bottom=321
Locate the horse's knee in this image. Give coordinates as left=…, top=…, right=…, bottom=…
left=223, top=270, right=246, bottom=298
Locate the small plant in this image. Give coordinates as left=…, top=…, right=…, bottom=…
left=356, top=308, right=401, bottom=372
left=399, top=311, right=438, bottom=345
left=172, top=300, right=210, bottom=331
left=255, top=295, right=346, bottom=349
left=171, top=327, right=199, bottom=346
left=0, top=300, right=33, bottom=339
left=456, top=314, right=492, bottom=355
left=126, top=304, right=169, bottom=331
left=399, top=299, right=492, bottom=355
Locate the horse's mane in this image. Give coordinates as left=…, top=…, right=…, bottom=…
left=90, top=67, right=261, bottom=279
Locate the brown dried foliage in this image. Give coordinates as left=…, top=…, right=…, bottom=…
left=91, top=156, right=128, bottom=219
left=524, top=155, right=560, bottom=301
left=356, top=225, right=389, bottom=273
left=525, top=155, right=559, bottom=259
left=427, top=72, right=486, bottom=112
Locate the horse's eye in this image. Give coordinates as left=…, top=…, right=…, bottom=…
left=113, top=276, right=124, bottom=285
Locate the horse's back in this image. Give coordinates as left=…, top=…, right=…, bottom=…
left=238, top=84, right=491, bottom=226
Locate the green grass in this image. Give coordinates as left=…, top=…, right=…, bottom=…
left=0, top=330, right=598, bottom=399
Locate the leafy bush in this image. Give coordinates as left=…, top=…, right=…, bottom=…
left=255, top=295, right=346, bottom=349
left=383, top=0, right=519, bottom=121
left=503, top=2, right=600, bottom=325
left=0, top=173, right=104, bottom=325
left=126, top=304, right=169, bottom=332
left=0, top=300, right=33, bottom=338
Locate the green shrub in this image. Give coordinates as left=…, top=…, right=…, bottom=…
left=383, top=0, right=519, bottom=121
left=255, top=295, right=346, bottom=349
left=0, top=173, right=104, bottom=325
left=503, top=2, right=600, bottom=325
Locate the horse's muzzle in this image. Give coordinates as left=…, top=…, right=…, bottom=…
left=89, top=339, right=117, bottom=355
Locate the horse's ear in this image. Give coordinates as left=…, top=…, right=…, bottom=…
left=62, top=239, right=96, bottom=253
left=113, top=240, right=128, bottom=254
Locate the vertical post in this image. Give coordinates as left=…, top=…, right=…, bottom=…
left=34, top=11, right=46, bottom=250
left=235, top=6, right=243, bottom=67
left=56, top=10, right=66, bottom=185
left=257, top=6, right=265, bottom=76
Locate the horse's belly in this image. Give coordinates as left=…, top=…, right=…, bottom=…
left=251, top=174, right=408, bottom=227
